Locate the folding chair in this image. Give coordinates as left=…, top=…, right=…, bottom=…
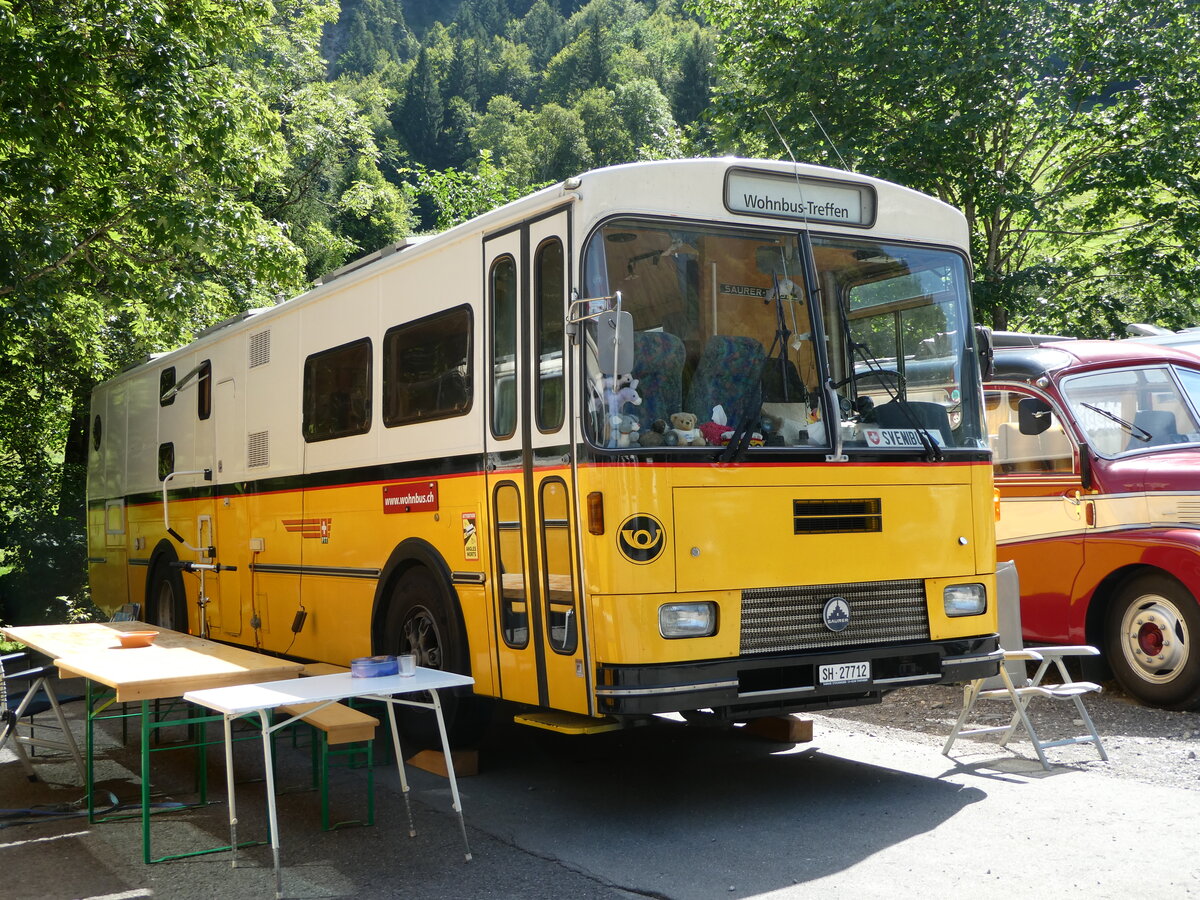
left=942, top=561, right=1108, bottom=770
left=0, top=650, right=86, bottom=782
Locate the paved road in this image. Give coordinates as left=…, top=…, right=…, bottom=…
left=3, top=695, right=1198, bottom=899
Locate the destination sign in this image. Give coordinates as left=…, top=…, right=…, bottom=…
left=725, top=168, right=875, bottom=227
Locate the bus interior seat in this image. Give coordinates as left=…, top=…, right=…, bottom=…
left=1038, top=424, right=1074, bottom=472
left=685, top=335, right=765, bottom=426
left=631, top=331, right=685, bottom=428
left=997, top=422, right=1046, bottom=472
left=873, top=400, right=951, bottom=446
left=1129, top=410, right=1180, bottom=449
left=761, top=356, right=806, bottom=404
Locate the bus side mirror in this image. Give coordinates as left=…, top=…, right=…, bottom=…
left=1018, top=397, right=1053, bottom=436
left=597, top=309, right=634, bottom=376
left=973, top=324, right=994, bottom=380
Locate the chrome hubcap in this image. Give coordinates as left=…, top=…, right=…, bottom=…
left=1120, top=594, right=1189, bottom=684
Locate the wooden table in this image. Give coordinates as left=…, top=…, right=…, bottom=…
left=186, top=668, right=475, bottom=899
left=1, top=621, right=303, bottom=863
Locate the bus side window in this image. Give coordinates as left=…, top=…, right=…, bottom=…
left=302, top=338, right=372, bottom=442
left=383, top=306, right=473, bottom=427
left=197, top=360, right=212, bottom=420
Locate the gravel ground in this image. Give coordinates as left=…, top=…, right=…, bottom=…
left=817, top=676, right=1200, bottom=791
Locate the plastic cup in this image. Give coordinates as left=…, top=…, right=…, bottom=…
left=398, top=654, right=416, bottom=676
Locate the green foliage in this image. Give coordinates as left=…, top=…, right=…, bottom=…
left=406, top=151, right=535, bottom=231
left=691, top=0, right=1200, bottom=336
left=0, top=0, right=412, bottom=624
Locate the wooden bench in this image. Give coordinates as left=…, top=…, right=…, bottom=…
left=277, top=663, right=380, bottom=830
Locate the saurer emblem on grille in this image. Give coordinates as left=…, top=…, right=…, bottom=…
left=822, top=596, right=851, bottom=632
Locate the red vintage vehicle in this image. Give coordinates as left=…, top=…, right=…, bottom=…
left=988, top=339, right=1200, bottom=709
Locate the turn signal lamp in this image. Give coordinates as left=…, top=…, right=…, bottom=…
left=587, top=491, right=604, bottom=535
left=944, top=583, right=987, bottom=617
left=994, top=487, right=1001, bottom=521
left=659, top=602, right=717, bottom=638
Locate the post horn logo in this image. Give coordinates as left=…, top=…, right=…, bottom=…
left=617, top=514, right=666, bottom=564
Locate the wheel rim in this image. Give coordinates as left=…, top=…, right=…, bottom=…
left=1119, top=593, right=1191, bottom=684
left=401, top=604, right=443, bottom=669
left=156, top=580, right=178, bottom=631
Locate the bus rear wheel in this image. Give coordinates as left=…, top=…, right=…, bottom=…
left=147, top=554, right=188, bottom=633
left=1105, top=573, right=1200, bottom=710
left=382, top=566, right=486, bottom=748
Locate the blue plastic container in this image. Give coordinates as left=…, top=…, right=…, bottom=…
left=350, top=655, right=399, bottom=678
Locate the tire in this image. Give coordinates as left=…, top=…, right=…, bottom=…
left=1105, top=573, right=1200, bottom=710
left=147, top=554, right=188, bottom=633
left=381, top=565, right=486, bottom=748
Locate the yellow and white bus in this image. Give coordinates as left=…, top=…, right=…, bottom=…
left=86, top=157, right=1001, bottom=738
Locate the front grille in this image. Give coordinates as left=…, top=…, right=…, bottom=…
left=741, top=579, right=930, bottom=655
left=793, top=498, right=882, bottom=534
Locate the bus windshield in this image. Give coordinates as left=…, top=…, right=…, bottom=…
left=581, top=220, right=984, bottom=453
left=1062, top=365, right=1200, bottom=457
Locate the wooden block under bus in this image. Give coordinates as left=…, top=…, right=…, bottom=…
left=743, top=715, right=814, bottom=744
left=407, top=748, right=480, bottom=778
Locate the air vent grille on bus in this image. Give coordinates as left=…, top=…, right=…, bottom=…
left=247, top=431, right=270, bottom=468
left=740, top=579, right=929, bottom=654
left=249, top=330, right=271, bottom=368
left=793, top=498, right=882, bottom=534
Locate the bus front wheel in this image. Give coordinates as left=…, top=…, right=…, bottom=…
left=382, top=566, right=486, bottom=748
left=147, top=552, right=188, bottom=633
left=1105, top=573, right=1200, bottom=710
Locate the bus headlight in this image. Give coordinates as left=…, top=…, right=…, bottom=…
left=944, top=583, right=987, bottom=617
left=659, top=602, right=718, bottom=638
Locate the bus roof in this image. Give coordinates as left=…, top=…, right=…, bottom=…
left=100, top=157, right=971, bottom=384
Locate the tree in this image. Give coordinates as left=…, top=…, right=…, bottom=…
left=325, top=0, right=416, bottom=78
left=690, top=0, right=1200, bottom=335
left=0, top=0, right=410, bottom=623
left=395, top=46, right=446, bottom=165
left=406, top=150, right=530, bottom=231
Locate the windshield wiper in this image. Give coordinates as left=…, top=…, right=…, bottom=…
left=1081, top=403, right=1152, bottom=443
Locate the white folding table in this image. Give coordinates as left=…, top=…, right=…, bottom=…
left=184, top=668, right=474, bottom=898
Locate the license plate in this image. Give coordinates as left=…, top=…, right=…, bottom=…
left=819, top=661, right=871, bottom=685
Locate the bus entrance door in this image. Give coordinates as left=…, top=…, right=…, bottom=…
left=484, top=211, right=589, bottom=715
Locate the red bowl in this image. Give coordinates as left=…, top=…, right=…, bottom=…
left=117, top=631, right=159, bottom=648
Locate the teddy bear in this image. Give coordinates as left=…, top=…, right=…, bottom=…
left=669, top=412, right=706, bottom=446
left=638, top=418, right=668, bottom=447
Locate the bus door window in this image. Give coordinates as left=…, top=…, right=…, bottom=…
left=490, top=256, right=519, bottom=438
left=539, top=478, right=576, bottom=653
left=493, top=482, right=528, bottom=647
left=535, top=239, right=565, bottom=432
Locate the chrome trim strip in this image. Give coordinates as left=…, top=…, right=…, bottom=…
left=736, top=685, right=817, bottom=698
left=129, top=558, right=151, bottom=567
left=874, top=674, right=941, bottom=685
left=87, top=557, right=107, bottom=564
left=942, top=650, right=1006, bottom=666
left=593, top=679, right=739, bottom=697
left=451, top=571, right=486, bottom=585
left=250, top=563, right=381, bottom=579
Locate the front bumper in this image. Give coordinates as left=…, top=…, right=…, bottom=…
left=594, top=636, right=1001, bottom=719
